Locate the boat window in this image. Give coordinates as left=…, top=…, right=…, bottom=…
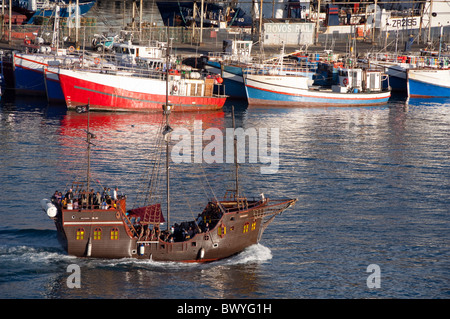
left=243, top=222, right=249, bottom=233
left=110, top=228, right=119, bottom=240
left=191, top=242, right=196, bottom=247
left=76, top=228, right=85, bottom=240
left=251, top=221, right=256, bottom=231
left=94, top=227, right=102, bottom=240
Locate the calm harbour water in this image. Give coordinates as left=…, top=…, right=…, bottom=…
left=0, top=92, right=449, bottom=300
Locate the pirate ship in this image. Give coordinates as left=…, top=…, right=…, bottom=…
left=42, top=64, right=296, bottom=261
left=42, top=105, right=296, bottom=262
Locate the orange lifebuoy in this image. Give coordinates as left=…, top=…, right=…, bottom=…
left=343, top=78, right=348, bottom=86
left=68, top=46, right=75, bottom=53
left=172, top=85, right=178, bottom=92
left=94, top=57, right=101, bottom=65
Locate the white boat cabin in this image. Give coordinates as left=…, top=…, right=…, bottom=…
left=336, top=68, right=383, bottom=93
left=222, top=39, right=253, bottom=63
left=113, top=41, right=167, bottom=66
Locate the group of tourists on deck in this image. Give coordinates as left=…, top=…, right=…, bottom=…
left=51, top=186, right=124, bottom=210
left=135, top=201, right=224, bottom=243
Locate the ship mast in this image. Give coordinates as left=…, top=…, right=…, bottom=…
left=162, top=36, right=173, bottom=231
left=80, top=99, right=93, bottom=191
left=232, top=106, right=239, bottom=198
left=86, top=104, right=91, bottom=191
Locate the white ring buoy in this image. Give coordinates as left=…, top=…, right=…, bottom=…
left=343, top=78, right=348, bottom=86
left=69, top=46, right=75, bottom=53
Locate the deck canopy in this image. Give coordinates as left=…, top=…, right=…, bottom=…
left=128, top=203, right=165, bottom=224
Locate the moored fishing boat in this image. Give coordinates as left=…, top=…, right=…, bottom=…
left=204, top=40, right=320, bottom=100
left=58, top=65, right=227, bottom=112
left=13, top=50, right=111, bottom=99
left=41, top=104, right=297, bottom=261
left=366, top=53, right=450, bottom=92
left=13, top=51, right=51, bottom=96
left=244, top=66, right=391, bottom=107
left=407, top=68, right=450, bottom=98
left=203, top=40, right=254, bottom=99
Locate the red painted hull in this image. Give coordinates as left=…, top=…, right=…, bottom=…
left=58, top=69, right=227, bottom=112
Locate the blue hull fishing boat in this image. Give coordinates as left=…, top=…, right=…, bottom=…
left=244, top=67, right=391, bottom=107
left=203, top=40, right=254, bottom=99
left=407, top=69, right=450, bottom=98
left=13, top=52, right=48, bottom=95
left=44, top=66, right=65, bottom=102
left=367, top=52, right=450, bottom=93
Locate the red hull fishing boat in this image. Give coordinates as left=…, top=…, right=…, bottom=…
left=42, top=102, right=296, bottom=262
left=57, top=66, right=227, bottom=112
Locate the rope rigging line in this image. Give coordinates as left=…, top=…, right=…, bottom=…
left=131, top=116, right=166, bottom=209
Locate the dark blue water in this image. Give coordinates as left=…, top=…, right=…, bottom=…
left=0, top=93, right=449, bottom=299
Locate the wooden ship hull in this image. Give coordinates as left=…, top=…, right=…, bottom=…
left=47, top=196, right=296, bottom=262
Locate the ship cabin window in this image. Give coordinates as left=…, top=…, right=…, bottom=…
left=191, top=242, right=196, bottom=247
left=110, top=228, right=119, bottom=240
left=76, top=228, right=85, bottom=240
left=94, top=227, right=102, bottom=240
left=251, top=221, right=257, bottom=231
left=243, top=222, right=249, bottom=233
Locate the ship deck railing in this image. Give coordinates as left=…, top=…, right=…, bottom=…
left=367, top=52, right=450, bottom=69
left=243, top=62, right=316, bottom=77
left=54, top=54, right=228, bottom=97
left=207, top=51, right=254, bottom=65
